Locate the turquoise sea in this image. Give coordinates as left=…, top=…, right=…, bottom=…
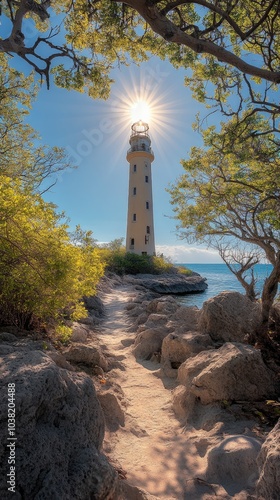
left=177, top=263, right=273, bottom=308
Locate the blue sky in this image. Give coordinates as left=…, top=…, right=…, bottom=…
left=24, top=56, right=222, bottom=264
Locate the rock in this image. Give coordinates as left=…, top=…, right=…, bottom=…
left=135, top=312, right=149, bottom=326
left=205, top=435, right=262, bottom=495
left=64, top=343, right=109, bottom=371
left=0, top=332, right=18, bottom=342
left=199, top=291, right=261, bottom=343
left=123, top=273, right=208, bottom=295
left=71, top=322, right=89, bottom=342
left=172, top=385, right=196, bottom=421
left=119, top=480, right=161, bottom=499
left=146, top=296, right=179, bottom=315
left=178, top=342, right=276, bottom=404
left=84, top=294, right=105, bottom=318
left=184, top=478, right=230, bottom=499
left=0, top=346, right=118, bottom=499
left=47, top=351, right=75, bottom=371
left=132, top=328, right=169, bottom=360
left=256, top=420, right=280, bottom=500
left=143, top=313, right=168, bottom=329
left=98, top=391, right=125, bottom=431
left=161, top=331, right=212, bottom=377
left=170, top=305, right=200, bottom=332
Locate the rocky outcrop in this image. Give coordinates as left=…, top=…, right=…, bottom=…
left=132, top=328, right=169, bottom=360
left=63, top=343, right=109, bottom=371
left=123, top=272, right=207, bottom=295
left=257, top=420, right=280, bottom=500
left=0, top=342, right=118, bottom=499
left=161, top=331, right=213, bottom=377
left=199, top=291, right=261, bottom=343
left=70, top=322, right=90, bottom=342
left=168, top=305, right=200, bottom=333
left=205, top=435, right=262, bottom=495
left=177, top=342, right=276, bottom=405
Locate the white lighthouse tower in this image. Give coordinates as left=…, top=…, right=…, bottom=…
left=126, top=120, right=155, bottom=255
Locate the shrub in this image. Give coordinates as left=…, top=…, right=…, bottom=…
left=0, top=176, right=104, bottom=329
left=102, top=249, right=188, bottom=276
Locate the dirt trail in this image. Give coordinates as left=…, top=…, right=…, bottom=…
left=98, top=286, right=205, bottom=500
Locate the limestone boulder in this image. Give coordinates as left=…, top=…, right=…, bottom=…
left=98, top=391, right=125, bottom=431
left=199, top=291, right=261, bottom=342
left=64, top=343, right=109, bottom=371
left=170, top=305, right=200, bottom=331
left=143, top=313, right=168, bottom=330
left=0, top=332, right=18, bottom=342
left=135, top=312, right=149, bottom=326
left=256, top=420, right=280, bottom=500
left=178, top=342, right=276, bottom=404
left=146, top=296, right=179, bottom=315
left=84, top=294, right=105, bottom=318
left=161, top=332, right=213, bottom=377
left=120, top=480, right=161, bottom=500
left=70, top=322, right=89, bottom=342
left=205, top=435, right=262, bottom=494
left=0, top=346, right=118, bottom=499
left=132, top=328, right=169, bottom=360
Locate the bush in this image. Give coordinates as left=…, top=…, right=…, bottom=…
left=102, top=250, right=184, bottom=275
left=0, top=176, right=104, bottom=329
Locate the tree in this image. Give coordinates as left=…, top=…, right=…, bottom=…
left=169, top=115, right=280, bottom=343
left=1, top=0, right=280, bottom=119
left=217, top=243, right=261, bottom=302
left=0, top=53, right=73, bottom=191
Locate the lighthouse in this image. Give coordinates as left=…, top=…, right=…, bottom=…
left=126, top=120, right=155, bottom=255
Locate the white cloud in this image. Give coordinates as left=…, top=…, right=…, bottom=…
left=155, top=244, right=222, bottom=264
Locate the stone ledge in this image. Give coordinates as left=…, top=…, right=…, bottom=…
left=123, top=272, right=208, bottom=295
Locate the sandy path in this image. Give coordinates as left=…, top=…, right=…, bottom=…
left=98, top=286, right=206, bottom=499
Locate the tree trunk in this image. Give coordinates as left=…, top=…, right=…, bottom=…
left=257, top=252, right=280, bottom=345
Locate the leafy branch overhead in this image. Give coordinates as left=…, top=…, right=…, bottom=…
left=1, top=1, right=280, bottom=114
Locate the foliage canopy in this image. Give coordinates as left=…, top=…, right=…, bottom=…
left=1, top=0, right=280, bottom=126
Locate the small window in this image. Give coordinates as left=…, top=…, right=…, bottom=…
left=145, top=175, right=148, bottom=183
left=142, top=143, right=145, bottom=150
left=146, top=201, right=149, bottom=209
left=145, top=163, right=148, bottom=168
left=142, top=251, right=147, bottom=255
left=146, top=226, right=150, bottom=234
left=133, top=164, right=137, bottom=172
left=130, top=238, right=135, bottom=249
left=133, top=187, right=136, bottom=195
left=133, top=213, right=136, bottom=222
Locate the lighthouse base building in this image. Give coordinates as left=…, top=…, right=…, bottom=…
left=125, top=121, right=155, bottom=256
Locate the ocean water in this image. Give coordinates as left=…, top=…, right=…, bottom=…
left=176, top=263, right=273, bottom=309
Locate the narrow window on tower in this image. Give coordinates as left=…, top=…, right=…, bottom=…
left=145, top=175, right=148, bottom=183
left=145, top=163, right=148, bottom=168
left=147, top=226, right=150, bottom=234
left=146, top=201, right=149, bottom=209
left=133, top=187, right=136, bottom=195
left=130, top=238, right=135, bottom=249
left=133, top=164, right=137, bottom=172
left=133, top=213, right=136, bottom=222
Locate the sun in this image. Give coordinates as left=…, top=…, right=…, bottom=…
left=130, top=100, right=151, bottom=124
